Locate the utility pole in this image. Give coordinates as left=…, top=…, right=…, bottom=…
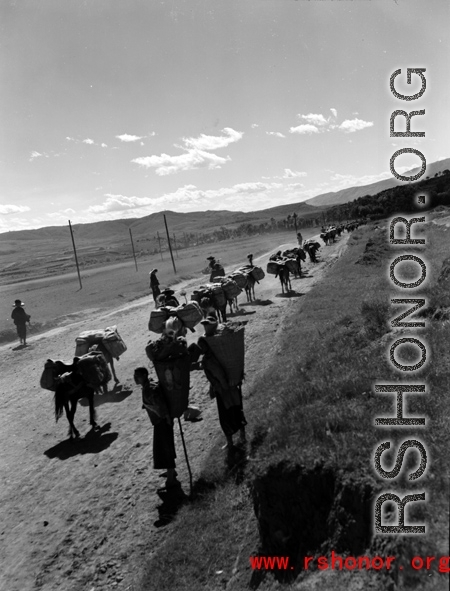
left=129, top=228, right=138, bottom=271
left=292, top=212, right=298, bottom=235
left=68, top=220, right=82, bottom=290
left=157, top=232, right=163, bottom=260
left=163, top=214, right=177, bottom=274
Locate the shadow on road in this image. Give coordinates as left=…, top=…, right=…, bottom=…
left=239, top=299, right=273, bottom=307
left=154, top=487, right=190, bottom=527
left=276, top=291, right=304, bottom=298
left=79, top=383, right=133, bottom=408
left=44, top=422, right=118, bottom=460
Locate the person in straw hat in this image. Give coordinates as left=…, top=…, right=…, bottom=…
left=11, top=299, right=31, bottom=347
left=159, top=288, right=179, bottom=308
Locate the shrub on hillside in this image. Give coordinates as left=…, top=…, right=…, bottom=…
left=361, top=299, right=391, bottom=339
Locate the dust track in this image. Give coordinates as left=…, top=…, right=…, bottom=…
left=0, top=235, right=348, bottom=591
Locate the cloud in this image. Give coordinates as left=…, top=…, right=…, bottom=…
left=283, top=169, right=307, bottom=179
left=338, top=118, right=374, bottom=133
left=101, top=143, right=108, bottom=148
left=29, top=151, right=45, bottom=161
left=82, top=138, right=95, bottom=145
left=266, top=131, right=286, bottom=138
left=301, top=113, right=328, bottom=127
left=88, top=194, right=156, bottom=213
left=290, top=124, right=320, bottom=135
left=251, top=124, right=259, bottom=129
left=116, top=134, right=144, bottom=143
left=287, top=183, right=305, bottom=189
left=132, top=149, right=230, bottom=176
left=131, top=127, right=242, bottom=176
left=183, top=127, right=243, bottom=151
left=0, top=204, right=31, bottom=214
left=290, top=112, right=374, bottom=136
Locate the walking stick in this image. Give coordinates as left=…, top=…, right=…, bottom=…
left=177, top=417, right=193, bottom=499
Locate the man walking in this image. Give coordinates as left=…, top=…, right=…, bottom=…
left=149, top=269, right=161, bottom=303
left=11, top=299, right=30, bottom=347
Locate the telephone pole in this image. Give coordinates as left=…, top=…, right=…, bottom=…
left=163, top=214, right=177, bottom=274
left=129, top=228, right=138, bottom=271
left=68, top=220, right=82, bottom=290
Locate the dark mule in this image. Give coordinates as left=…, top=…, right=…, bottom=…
left=200, top=296, right=227, bottom=323
left=277, top=265, right=292, bottom=294
left=53, top=360, right=97, bottom=439
left=245, top=274, right=256, bottom=302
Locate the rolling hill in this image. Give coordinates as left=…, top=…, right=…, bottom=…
left=304, top=157, right=450, bottom=207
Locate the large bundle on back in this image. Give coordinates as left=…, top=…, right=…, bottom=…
left=145, top=338, right=190, bottom=418
left=250, top=266, right=265, bottom=282
left=228, top=271, right=248, bottom=290
left=102, top=326, right=127, bottom=358
left=208, top=283, right=227, bottom=308
left=75, top=329, right=106, bottom=356
left=40, top=359, right=60, bottom=391
left=201, top=323, right=245, bottom=386
left=148, top=306, right=176, bottom=333
left=74, top=326, right=127, bottom=359
left=175, top=301, right=203, bottom=329
left=190, top=285, right=211, bottom=303
left=220, top=278, right=242, bottom=300
left=148, top=301, right=203, bottom=334
left=267, top=260, right=285, bottom=275
left=304, top=239, right=320, bottom=249
left=76, top=351, right=112, bottom=388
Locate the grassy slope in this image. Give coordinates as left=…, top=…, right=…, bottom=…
left=138, top=217, right=450, bottom=591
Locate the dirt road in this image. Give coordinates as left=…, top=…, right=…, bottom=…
left=0, top=235, right=348, bottom=591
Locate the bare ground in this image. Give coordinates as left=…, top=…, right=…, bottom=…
left=0, top=234, right=349, bottom=591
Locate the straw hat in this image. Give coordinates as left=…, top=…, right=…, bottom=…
left=200, top=316, right=218, bottom=325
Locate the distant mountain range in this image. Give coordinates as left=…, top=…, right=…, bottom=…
left=1, top=158, right=448, bottom=244
left=304, top=157, right=450, bottom=207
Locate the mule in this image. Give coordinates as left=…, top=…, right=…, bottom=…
left=89, top=343, right=120, bottom=387
left=53, top=360, right=98, bottom=439
left=200, top=296, right=227, bottom=323
left=244, top=274, right=256, bottom=302
left=277, top=265, right=292, bottom=294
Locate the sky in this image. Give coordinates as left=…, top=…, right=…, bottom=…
left=0, top=0, right=448, bottom=233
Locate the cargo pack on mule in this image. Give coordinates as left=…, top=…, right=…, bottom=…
left=75, top=325, right=127, bottom=358
left=40, top=359, right=62, bottom=391
left=148, top=300, right=203, bottom=334
left=218, top=278, right=242, bottom=300
left=76, top=351, right=112, bottom=389
left=228, top=271, right=248, bottom=290
left=236, top=265, right=265, bottom=283
left=39, top=350, right=111, bottom=392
